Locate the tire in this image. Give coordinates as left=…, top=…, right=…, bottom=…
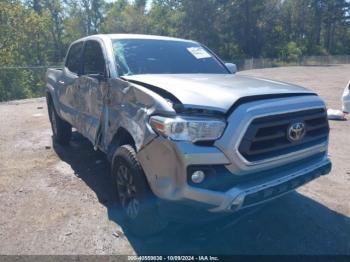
left=48, top=101, right=72, bottom=145
left=111, top=145, right=168, bottom=236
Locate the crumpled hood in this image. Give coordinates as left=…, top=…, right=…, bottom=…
left=123, top=74, right=315, bottom=113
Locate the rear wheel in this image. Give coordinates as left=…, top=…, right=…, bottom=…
left=112, top=145, right=167, bottom=236
left=48, top=101, right=72, bottom=145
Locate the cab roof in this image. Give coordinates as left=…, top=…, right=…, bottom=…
left=81, top=34, right=195, bottom=43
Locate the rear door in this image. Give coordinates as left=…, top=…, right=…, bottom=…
left=58, top=41, right=83, bottom=128
left=79, top=40, right=108, bottom=144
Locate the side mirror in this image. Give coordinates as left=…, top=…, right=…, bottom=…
left=225, top=63, right=237, bottom=74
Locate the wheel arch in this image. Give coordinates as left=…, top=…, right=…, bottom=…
left=45, top=86, right=60, bottom=117
left=107, top=127, right=136, bottom=162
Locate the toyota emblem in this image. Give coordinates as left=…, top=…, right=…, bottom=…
left=287, top=122, right=306, bottom=142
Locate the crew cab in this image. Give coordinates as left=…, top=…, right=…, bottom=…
left=46, top=34, right=332, bottom=235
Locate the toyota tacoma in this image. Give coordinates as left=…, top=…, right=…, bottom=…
left=46, top=34, right=332, bottom=235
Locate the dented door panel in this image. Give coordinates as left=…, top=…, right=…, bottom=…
left=55, top=70, right=84, bottom=132
left=77, top=76, right=104, bottom=143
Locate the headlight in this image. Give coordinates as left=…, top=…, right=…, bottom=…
left=149, top=115, right=226, bottom=142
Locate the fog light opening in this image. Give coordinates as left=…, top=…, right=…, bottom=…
left=191, top=170, right=205, bottom=184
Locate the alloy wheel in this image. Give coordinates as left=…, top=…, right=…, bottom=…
left=116, top=164, right=139, bottom=219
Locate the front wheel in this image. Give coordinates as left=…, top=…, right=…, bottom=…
left=111, top=145, right=167, bottom=236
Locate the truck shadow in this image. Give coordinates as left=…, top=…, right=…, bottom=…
left=53, top=132, right=350, bottom=255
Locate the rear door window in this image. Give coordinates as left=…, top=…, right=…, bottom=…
left=66, top=42, right=83, bottom=74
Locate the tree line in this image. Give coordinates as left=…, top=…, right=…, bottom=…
left=0, top=0, right=350, bottom=101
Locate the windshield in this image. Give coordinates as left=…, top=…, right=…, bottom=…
left=112, top=39, right=229, bottom=76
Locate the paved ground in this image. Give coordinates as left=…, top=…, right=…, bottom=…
left=0, top=65, right=349, bottom=255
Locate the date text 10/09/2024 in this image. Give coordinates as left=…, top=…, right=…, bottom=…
left=127, top=256, right=220, bottom=261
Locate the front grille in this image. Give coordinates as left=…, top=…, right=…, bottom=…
left=238, top=108, right=329, bottom=162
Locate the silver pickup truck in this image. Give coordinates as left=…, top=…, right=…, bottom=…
left=46, top=34, right=331, bottom=235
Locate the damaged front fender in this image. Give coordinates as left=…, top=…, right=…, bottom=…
left=102, top=78, right=177, bottom=153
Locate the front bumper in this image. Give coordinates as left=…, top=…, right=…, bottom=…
left=137, top=136, right=331, bottom=213
left=209, top=156, right=331, bottom=212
